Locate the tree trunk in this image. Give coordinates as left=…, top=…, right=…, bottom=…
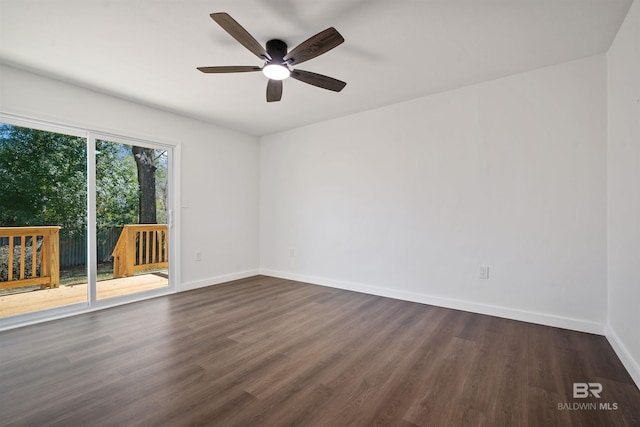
left=132, top=146, right=157, bottom=224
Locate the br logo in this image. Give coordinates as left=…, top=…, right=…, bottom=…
left=573, top=383, right=602, bottom=398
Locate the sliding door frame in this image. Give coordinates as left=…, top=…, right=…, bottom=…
left=88, top=131, right=179, bottom=309
left=0, top=112, right=180, bottom=330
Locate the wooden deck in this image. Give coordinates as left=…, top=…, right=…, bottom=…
left=0, top=273, right=168, bottom=318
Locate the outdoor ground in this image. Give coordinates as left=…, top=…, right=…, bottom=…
left=0, top=272, right=168, bottom=318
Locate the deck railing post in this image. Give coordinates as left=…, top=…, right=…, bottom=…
left=7, top=235, right=14, bottom=281
left=49, top=228, right=60, bottom=288
left=126, top=226, right=136, bottom=277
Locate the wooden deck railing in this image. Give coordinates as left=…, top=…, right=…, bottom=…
left=0, top=226, right=61, bottom=290
left=112, top=224, right=168, bottom=278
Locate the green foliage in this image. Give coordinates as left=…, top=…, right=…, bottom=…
left=0, top=124, right=86, bottom=228
left=154, top=151, right=168, bottom=224
left=0, top=125, right=142, bottom=231
left=96, top=140, right=139, bottom=227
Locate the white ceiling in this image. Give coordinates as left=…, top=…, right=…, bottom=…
left=0, top=0, right=633, bottom=136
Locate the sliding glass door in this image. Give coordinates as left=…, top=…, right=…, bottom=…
left=94, top=138, right=170, bottom=301
left=0, top=122, right=88, bottom=318
left=0, top=116, right=176, bottom=324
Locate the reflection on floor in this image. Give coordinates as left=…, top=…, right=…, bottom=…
left=0, top=273, right=168, bottom=318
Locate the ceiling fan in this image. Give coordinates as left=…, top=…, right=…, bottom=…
left=198, top=13, right=347, bottom=102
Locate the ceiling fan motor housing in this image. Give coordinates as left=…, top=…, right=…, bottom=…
left=266, top=39, right=288, bottom=64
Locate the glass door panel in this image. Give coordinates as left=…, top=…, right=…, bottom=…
left=95, top=139, right=169, bottom=300
left=0, top=122, right=87, bottom=318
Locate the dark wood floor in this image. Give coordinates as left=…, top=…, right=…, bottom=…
left=1, top=275, right=638, bottom=426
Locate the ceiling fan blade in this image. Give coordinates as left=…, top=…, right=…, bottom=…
left=283, top=27, right=344, bottom=65
left=210, top=13, right=271, bottom=60
left=197, top=66, right=261, bottom=73
left=290, top=69, right=346, bottom=92
left=266, top=79, right=283, bottom=102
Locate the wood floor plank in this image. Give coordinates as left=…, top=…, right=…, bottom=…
left=1, top=275, right=639, bottom=426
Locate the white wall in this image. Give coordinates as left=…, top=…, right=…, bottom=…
left=260, top=55, right=607, bottom=334
left=0, top=64, right=260, bottom=291
left=607, top=0, right=640, bottom=387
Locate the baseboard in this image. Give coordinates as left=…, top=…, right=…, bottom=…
left=259, top=269, right=605, bottom=335
left=180, top=269, right=260, bottom=292
left=605, top=326, right=640, bottom=390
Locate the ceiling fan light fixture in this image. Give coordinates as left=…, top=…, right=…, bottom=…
left=262, top=64, right=290, bottom=80
left=199, top=13, right=346, bottom=102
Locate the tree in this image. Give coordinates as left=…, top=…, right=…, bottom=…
left=132, top=146, right=157, bottom=224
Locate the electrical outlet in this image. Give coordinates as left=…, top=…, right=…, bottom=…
left=195, top=251, right=202, bottom=261
left=479, top=265, right=490, bottom=280
left=289, top=248, right=295, bottom=257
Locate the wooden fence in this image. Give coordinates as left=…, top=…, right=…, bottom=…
left=112, top=224, right=168, bottom=278
left=59, top=227, right=122, bottom=268
left=0, top=226, right=61, bottom=290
